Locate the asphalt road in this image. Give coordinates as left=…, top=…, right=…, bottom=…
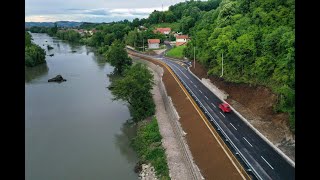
left=127, top=47, right=295, bottom=180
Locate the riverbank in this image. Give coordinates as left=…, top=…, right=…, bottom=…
left=26, top=33, right=140, bottom=180
left=132, top=116, right=169, bottom=179
left=131, top=57, right=198, bottom=180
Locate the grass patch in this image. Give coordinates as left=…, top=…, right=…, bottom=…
left=131, top=116, right=170, bottom=180
left=166, top=45, right=186, bottom=59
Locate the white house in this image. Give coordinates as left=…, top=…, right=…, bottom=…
left=148, top=39, right=160, bottom=49
left=176, top=35, right=189, bottom=46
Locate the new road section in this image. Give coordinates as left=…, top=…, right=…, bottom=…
left=127, top=48, right=295, bottom=180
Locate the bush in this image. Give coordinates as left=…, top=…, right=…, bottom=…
left=131, top=117, right=170, bottom=179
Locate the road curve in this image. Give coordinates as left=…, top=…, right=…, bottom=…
left=127, top=47, right=295, bottom=180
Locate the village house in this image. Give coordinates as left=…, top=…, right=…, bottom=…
left=176, top=35, right=189, bottom=46
left=148, top=39, right=160, bottom=49
left=153, top=28, right=171, bottom=35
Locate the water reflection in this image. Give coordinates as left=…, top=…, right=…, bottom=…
left=91, top=51, right=107, bottom=69
left=69, top=42, right=83, bottom=53
left=114, top=120, right=138, bottom=164
left=25, top=63, right=49, bottom=83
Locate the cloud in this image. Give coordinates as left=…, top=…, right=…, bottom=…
left=25, top=7, right=169, bottom=22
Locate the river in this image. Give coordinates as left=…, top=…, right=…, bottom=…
left=25, top=33, right=139, bottom=180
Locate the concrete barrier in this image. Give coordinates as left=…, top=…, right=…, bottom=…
left=131, top=56, right=204, bottom=180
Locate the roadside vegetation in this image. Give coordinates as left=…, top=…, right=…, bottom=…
left=109, top=62, right=155, bottom=122
left=26, top=0, right=294, bottom=133
left=107, top=47, right=168, bottom=178
left=132, top=116, right=170, bottom=179
left=182, top=0, right=295, bottom=132
left=25, top=31, right=46, bottom=67
left=166, top=45, right=186, bottom=59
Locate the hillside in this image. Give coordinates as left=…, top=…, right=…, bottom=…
left=25, top=21, right=83, bottom=28
left=183, top=0, right=295, bottom=132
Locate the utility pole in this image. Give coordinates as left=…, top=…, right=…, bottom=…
left=143, top=39, right=144, bottom=52
left=193, top=46, right=196, bottom=69
left=221, top=51, right=224, bottom=77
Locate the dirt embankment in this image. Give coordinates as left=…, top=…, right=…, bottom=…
left=128, top=51, right=247, bottom=180
left=189, top=61, right=295, bottom=161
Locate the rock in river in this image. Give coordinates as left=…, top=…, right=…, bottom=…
left=48, top=75, right=66, bottom=82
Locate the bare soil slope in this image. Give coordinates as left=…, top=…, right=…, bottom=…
left=190, top=61, right=295, bottom=161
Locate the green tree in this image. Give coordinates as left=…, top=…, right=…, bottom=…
left=179, top=16, right=195, bottom=34
left=109, top=63, right=155, bottom=122
left=106, top=40, right=132, bottom=73
left=25, top=31, right=32, bottom=46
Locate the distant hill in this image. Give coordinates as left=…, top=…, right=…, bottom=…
left=25, top=21, right=84, bottom=28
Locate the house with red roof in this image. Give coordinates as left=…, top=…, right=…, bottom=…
left=148, top=39, right=160, bottom=49
left=176, top=35, right=189, bottom=46
left=153, top=28, right=171, bottom=35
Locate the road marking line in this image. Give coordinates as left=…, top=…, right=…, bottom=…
left=199, top=90, right=203, bottom=94
left=194, top=85, right=197, bottom=88
left=230, top=123, right=237, bottom=130
left=243, top=137, right=253, bottom=147
left=261, top=156, right=274, bottom=170
left=128, top=52, right=250, bottom=180
left=220, top=112, right=226, bottom=118
left=190, top=81, right=193, bottom=84
left=211, top=103, right=216, bottom=108
left=205, top=96, right=209, bottom=100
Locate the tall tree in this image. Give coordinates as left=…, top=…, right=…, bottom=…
left=109, top=63, right=155, bottom=122
left=106, top=40, right=132, bottom=73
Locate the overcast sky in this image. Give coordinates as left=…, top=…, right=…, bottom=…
left=25, top=0, right=187, bottom=22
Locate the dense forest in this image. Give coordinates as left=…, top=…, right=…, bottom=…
left=182, top=0, right=295, bottom=131
left=25, top=32, right=46, bottom=67
left=27, top=0, right=295, bottom=131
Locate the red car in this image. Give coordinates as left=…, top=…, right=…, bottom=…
left=219, top=103, right=231, bottom=113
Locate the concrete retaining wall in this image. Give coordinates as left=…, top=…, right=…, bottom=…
left=132, top=56, right=204, bottom=180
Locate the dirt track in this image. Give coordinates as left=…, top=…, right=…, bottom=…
left=128, top=52, right=247, bottom=180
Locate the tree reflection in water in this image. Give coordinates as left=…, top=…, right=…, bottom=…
left=114, top=120, right=138, bottom=164
left=25, top=63, right=49, bottom=83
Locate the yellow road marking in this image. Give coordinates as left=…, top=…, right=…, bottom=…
left=129, top=51, right=251, bottom=180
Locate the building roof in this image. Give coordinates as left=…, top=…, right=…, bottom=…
left=176, top=35, right=189, bottom=39
left=148, top=39, right=160, bottom=44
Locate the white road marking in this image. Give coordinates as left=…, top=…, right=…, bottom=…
left=211, top=103, right=216, bottom=108
left=194, top=85, right=197, bottom=88
left=199, top=90, right=203, bottom=94
left=230, top=123, right=237, bottom=130
left=261, top=156, right=274, bottom=170
left=190, top=81, right=194, bottom=84
left=219, top=112, right=225, bottom=118
left=205, top=96, right=209, bottom=100
left=243, top=137, right=253, bottom=147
